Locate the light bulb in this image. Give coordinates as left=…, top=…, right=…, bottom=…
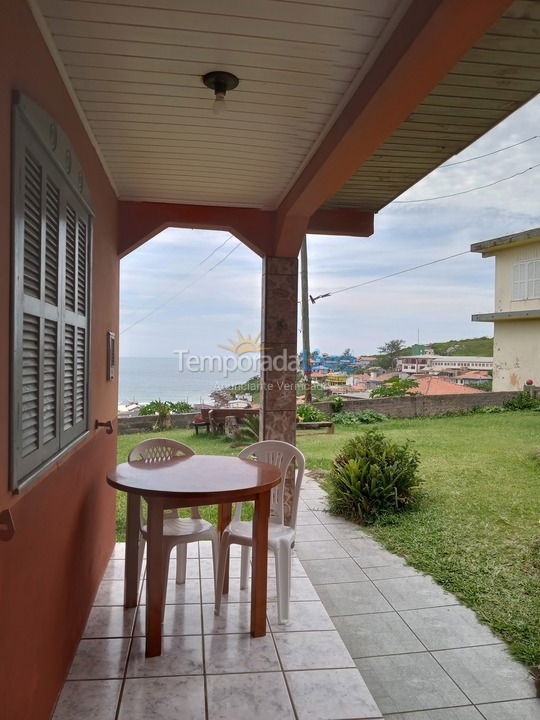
left=213, top=93, right=226, bottom=115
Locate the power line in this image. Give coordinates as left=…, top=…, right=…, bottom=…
left=393, top=162, right=540, bottom=203
left=120, top=236, right=239, bottom=335
left=197, top=234, right=232, bottom=265
left=440, top=135, right=538, bottom=167
left=310, top=250, right=470, bottom=302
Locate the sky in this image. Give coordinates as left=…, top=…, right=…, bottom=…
left=119, top=94, right=540, bottom=358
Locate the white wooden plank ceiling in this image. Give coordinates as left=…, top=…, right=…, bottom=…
left=325, top=0, right=540, bottom=210
left=35, top=0, right=404, bottom=209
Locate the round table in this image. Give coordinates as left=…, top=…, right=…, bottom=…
left=107, top=455, right=281, bottom=657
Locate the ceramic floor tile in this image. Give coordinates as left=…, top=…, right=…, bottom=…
left=295, top=511, right=322, bottom=526
left=166, top=557, right=200, bottom=579
left=274, top=630, right=354, bottom=670
left=400, top=605, right=500, bottom=650
left=199, top=541, right=240, bottom=558
left=126, top=636, right=203, bottom=678
left=385, top=709, right=484, bottom=720
left=311, top=511, right=357, bottom=525
left=204, top=632, right=280, bottom=674
left=363, top=564, right=421, bottom=581
left=294, top=540, right=349, bottom=560
left=294, top=524, right=334, bottom=542
left=286, top=668, right=382, bottom=720
left=68, top=638, right=130, bottom=680
left=111, top=543, right=125, bottom=559
left=375, top=575, right=459, bottom=611
left=356, top=652, right=468, bottom=714
left=301, top=557, right=369, bottom=584
left=267, top=576, right=320, bottom=602
left=333, top=611, right=424, bottom=658
left=52, top=680, right=121, bottom=720
left=201, top=577, right=250, bottom=604
left=267, top=601, right=335, bottom=633
left=83, top=606, right=136, bottom=638
left=315, top=581, right=392, bottom=616
left=94, top=580, right=126, bottom=606
left=206, top=672, right=295, bottom=720
left=140, top=578, right=201, bottom=605
left=327, top=524, right=372, bottom=540
left=433, top=645, right=537, bottom=704
left=477, top=699, right=540, bottom=719
left=133, top=603, right=202, bottom=636
left=199, top=557, right=235, bottom=578
left=103, top=558, right=127, bottom=580
left=118, top=676, right=206, bottom=720
left=339, top=539, right=407, bottom=568
left=202, top=602, right=266, bottom=634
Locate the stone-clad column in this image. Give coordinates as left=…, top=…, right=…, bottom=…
left=260, top=257, right=298, bottom=522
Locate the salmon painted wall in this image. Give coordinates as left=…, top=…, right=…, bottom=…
left=0, top=2, right=119, bottom=718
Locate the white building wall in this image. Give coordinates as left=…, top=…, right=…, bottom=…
left=494, top=241, right=540, bottom=313
left=493, top=319, right=540, bottom=391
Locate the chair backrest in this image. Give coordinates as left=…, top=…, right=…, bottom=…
left=238, top=440, right=305, bottom=528
left=128, top=439, right=199, bottom=521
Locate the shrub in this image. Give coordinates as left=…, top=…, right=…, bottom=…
left=139, top=399, right=193, bottom=415
left=330, top=396, right=344, bottom=413
left=296, top=404, right=327, bottom=422
left=370, top=376, right=419, bottom=398
left=323, top=430, right=421, bottom=524
left=237, top=415, right=260, bottom=443
left=503, top=391, right=540, bottom=411
left=333, top=410, right=386, bottom=425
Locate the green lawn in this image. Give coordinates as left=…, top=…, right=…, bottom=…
left=116, top=412, right=540, bottom=666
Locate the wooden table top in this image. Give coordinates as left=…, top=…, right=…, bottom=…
left=107, top=454, right=281, bottom=499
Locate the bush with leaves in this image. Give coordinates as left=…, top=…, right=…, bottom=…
left=296, top=404, right=328, bottom=422
left=139, top=400, right=193, bottom=416
left=333, top=410, right=386, bottom=426
left=330, top=396, right=344, bottom=413
left=503, top=391, right=540, bottom=411
left=237, top=414, right=260, bottom=443
left=370, top=376, right=419, bottom=398
left=323, top=430, right=421, bottom=524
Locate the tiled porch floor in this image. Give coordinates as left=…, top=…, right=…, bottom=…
left=53, top=477, right=539, bottom=720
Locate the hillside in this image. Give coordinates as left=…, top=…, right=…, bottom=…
left=404, top=337, right=493, bottom=357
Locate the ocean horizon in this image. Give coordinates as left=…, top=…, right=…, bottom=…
left=119, top=356, right=256, bottom=405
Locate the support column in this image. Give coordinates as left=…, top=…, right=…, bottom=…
left=260, top=256, right=298, bottom=523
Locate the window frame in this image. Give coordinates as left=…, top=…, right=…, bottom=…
left=10, top=93, right=93, bottom=493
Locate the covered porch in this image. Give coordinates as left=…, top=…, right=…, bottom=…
left=1, top=1, right=539, bottom=718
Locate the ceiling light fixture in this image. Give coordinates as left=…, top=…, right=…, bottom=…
left=202, top=71, right=239, bottom=115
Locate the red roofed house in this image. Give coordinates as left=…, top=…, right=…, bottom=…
left=411, top=376, right=485, bottom=396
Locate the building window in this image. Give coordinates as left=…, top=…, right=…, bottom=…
left=10, top=94, right=92, bottom=492
left=512, top=260, right=540, bottom=301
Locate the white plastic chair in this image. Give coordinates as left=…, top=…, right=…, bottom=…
left=128, top=439, right=219, bottom=588
left=214, top=440, right=305, bottom=624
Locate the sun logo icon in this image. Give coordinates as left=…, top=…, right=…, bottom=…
left=219, top=330, right=263, bottom=355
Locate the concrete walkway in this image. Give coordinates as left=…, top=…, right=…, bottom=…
left=297, top=475, right=540, bottom=720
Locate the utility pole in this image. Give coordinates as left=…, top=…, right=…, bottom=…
left=300, top=237, right=312, bottom=403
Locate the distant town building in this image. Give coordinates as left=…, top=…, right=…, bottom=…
left=326, top=372, right=347, bottom=385
left=397, top=355, right=493, bottom=374
left=471, top=227, right=540, bottom=391
left=410, top=376, right=484, bottom=396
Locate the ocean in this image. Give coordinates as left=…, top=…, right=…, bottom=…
left=118, top=356, right=257, bottom=405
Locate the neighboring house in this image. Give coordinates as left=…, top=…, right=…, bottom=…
left=398, top=354, right=493, bottom=374
left=410, top=376, right=484, bottom=396
left=453, top=371, right=491, bottom=386
left=472, top=228, right=540, bottom=391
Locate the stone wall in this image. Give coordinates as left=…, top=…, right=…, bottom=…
left=118, top=412, right=198, bottom=434
left=315, top=391, right=520, bottom=418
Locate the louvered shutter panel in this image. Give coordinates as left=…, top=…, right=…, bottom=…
left=11, top=99, right=92, bottom=491
left=60, top=190, right=90, bottom=447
